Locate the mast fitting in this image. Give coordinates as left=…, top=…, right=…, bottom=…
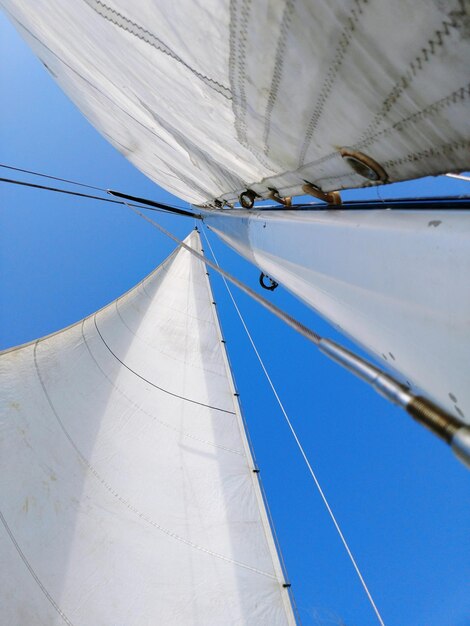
left=267, top=187, right=292, bottom=207
left=318, top=339, right=470, bottom=469
left=302, top=182, right=342, bottom=205
left=239, top=189, right=259, bottom=209
left=259, top=273, right=279, bottom=291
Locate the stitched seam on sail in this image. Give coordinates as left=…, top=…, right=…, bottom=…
left=262, top=0, right=296, bottom=157
left=221, top=81, right=470, bottom=198
left=82, top=0, right=232, bottom=99
left=0, top=510, right=74, bottom=625
left=358, top=1, right=470, bottom=142
left=353, top=84, right=470, bottom=152
left=306, top=138, right=470, bottom=188
left=93, top=314, right=236, bottom=414
left=298, top=0, right=368, bottom=167
left=382, top=138, right=470, bottom=168
left=81, top=322, right=244, bottom=455
left=33, top=343, right=274, bottom=579
left=228, top=0, right=276, bottom=172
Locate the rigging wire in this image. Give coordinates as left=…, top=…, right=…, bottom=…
left=201, top=227, right=386, bottom=626
left=118, top=199, right=322, bottom=345
left=1, top=176, right=127, bottom=205
left=121, top=199, right=470, bottom=472
left=0, top=176, right=197, bottom=218
left=0, top=163, right=106, bottom=192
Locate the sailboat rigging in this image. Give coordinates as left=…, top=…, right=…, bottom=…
left=1, top=1, right=470, bottom=624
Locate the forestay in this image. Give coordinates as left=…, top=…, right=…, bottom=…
left=0, top=231, right=295, bottom=625
left=2, top=0, right=469, bottom=205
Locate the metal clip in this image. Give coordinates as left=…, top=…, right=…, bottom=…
left=239, top=189, right=259, bottom=209
left=302, top=182, right=341, bottom=205
left=267, top=187, right=292, bottom=207
left=259, top=273, right=278, bottom=291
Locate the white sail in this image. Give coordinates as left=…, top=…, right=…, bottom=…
left=0, top=231, right=295, bottom=625
left=1, top=0, right=469, bottom=205
left=204, top=208, right=470, bottom=423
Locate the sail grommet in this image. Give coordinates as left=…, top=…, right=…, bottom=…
left=259, top=273, right=278, bottom=291
left=239, top=189, right=258, bottom=209
left=340, top=148, right=388, bottom=182
left=267, top=188, right=292, bottom=207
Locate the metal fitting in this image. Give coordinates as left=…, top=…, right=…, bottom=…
left=340, top=148, right=388, bottom=182
left=302, top=182, right=342, bottom=205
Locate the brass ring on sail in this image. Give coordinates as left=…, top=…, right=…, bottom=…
left=340, top=148, right=388, bottom=182
left=259, top=273, right=278, bottom=291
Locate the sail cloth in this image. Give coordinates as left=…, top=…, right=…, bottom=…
left=2, top=1, right=469, bottom=206
left=0, top=231, right=295, bottom=625
left=204, top=208, right=470, bottom=424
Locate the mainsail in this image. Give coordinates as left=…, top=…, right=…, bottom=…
left=0, top=231, right=295, bottom=625
left=1, top=0, right=469, bottom=205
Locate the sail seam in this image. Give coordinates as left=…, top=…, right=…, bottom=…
left=83, top=0, right=231, bottom=99
left=32, top=342, right=275, bottom=580
left=298, top=0, right=369, bottom=167
left=81, top=321, right=244, bottom=456
left=262, top=0, right=296, bottom=158
left=358, top=1, right=470, bottom=143
left=303, top=138, right=470, bottom=190
left=221, top=78, right=469, bottom=198
left=0, top=509, right=74, bottom=625
left=228, top=0, right=277, bottom=171
left=352, top=83, right=470, bottom=152
left=381, top=138, right=470, bottom=169
left=93, top=314, right=236, bottom=415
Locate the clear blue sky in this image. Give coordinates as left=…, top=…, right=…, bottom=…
left=1, top=13, right=469, bottom=626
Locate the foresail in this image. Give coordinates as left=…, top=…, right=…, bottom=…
left=0, top=231, right=295, bottom=625
left=2, top=0, right=469, bottom=205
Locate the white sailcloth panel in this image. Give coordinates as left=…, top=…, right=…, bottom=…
left=0, top=231, right=295, bottom=626
left=2, top=0, right=469, bottom=205
left=204, top=208, right=470, bottom=424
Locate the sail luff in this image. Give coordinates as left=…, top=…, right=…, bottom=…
left=198, top=230, right=298, bottom=625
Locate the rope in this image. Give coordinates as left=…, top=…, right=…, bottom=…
left=201, top=226, right=386, bottom=626
left=120, top=200, right=321, bottom=345
left=0, top=176, right=190, bottom=217
left=0, top=163, right=106, bottom=191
